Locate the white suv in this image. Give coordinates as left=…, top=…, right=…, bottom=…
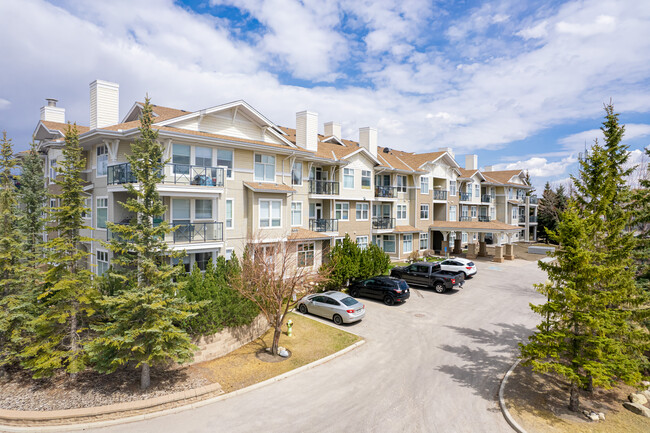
left=440, top=258, right=477, bottom=278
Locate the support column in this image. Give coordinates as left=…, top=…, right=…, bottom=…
left=441, top=231, right=450, bottom=257
left=504, top=233, right=515, bottom=260
left=478, top=232, right=488, bottom=257
left=493, top=245, right=504, bottom=263
left=453, top=231, right=462, bottom=254
left=533, top=225, right=537, bottom=242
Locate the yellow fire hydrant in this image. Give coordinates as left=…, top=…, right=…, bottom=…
left=286, top=319, right=293, bottom=337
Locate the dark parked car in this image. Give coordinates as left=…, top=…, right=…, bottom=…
left=348, top=276, right=410, bottom=305
left=390, top=261, right=464, bottom=293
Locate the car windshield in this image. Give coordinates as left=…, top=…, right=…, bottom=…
left=397, top=280, right=409, bottom=290
left=340, top=296, right=357, bottom=306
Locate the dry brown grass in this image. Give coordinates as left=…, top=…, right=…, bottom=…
left=505, top=364, right=650, bottom=433
left=190, top=312, right=361, bottom=393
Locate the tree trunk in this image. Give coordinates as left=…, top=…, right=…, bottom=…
left=586, top=375, right=593, bottom=393
left=69, top=309, right=78, bottom=380
left=141, top=362, right=151, bottom=390
left=271, top=325, right=281, bottom=355
left=569, top=382, right=580, bottom=412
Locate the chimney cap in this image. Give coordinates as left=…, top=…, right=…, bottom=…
left=45, top=98, right=58, bottom=107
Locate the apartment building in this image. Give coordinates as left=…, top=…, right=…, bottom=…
left=33, top=80, right=537, bottom=275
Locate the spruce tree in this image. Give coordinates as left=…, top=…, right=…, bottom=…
left=19, top=141, right=47, bottom=259
left=87, top=97, right=196, bottom=390
left=21, top=125, right=97, bottom=378
left=0, top=132, right=31, bottom=373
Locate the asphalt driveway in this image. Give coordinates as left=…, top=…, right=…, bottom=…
left=92, top=258, right=547, bottom=433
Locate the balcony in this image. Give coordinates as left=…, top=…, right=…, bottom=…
left=169, top=222, right=224, bottom=244
left=459, top=215, right=470, bottom=222
left=433, top=190, right=448, bottom=200
left=308, top=180, right=339, bottom=195
left=530, top=215, right=537, bottom=223
left=528, top=196, right=539, bottom=205
left=481, top=194, right=491, bottom=203
left=375, top=186, right=398, bottom=199
left=372, top=217, right=395, bottom=230
left=459, top=192, right=471, bottom=201
left=107, top=163, right=225, bottom=187
left=478, top=215, right=490, bottom=222
left=309, top=218, right=338, bottom=232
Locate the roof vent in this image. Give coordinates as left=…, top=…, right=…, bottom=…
left=383, top=147, right=391, bottom=154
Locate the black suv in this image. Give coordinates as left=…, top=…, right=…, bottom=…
left=348, top=276, right=410, bottom=306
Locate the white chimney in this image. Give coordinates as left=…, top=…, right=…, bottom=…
left=359, top=127, right=377, bottom=157
left=438, top=147, right=455, bottom=159
left=40, top=98, right=65, bottom=123
left=324, top=121, right=341, bottom=139
left=90, top=80, right=119, bottom=129
left=465, top=154, right=478, bottom=170
left=296, top=111, right=318, bottom=152
left=484, top=165, right=493, bottom=172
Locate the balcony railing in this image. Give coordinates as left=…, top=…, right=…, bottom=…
left=529, top=215, right=537, bottom=223
left=528, top=196, right=539, bottom=205
left=372, top=217, right=395, bottom=230
left=459, top=192, right=471, bottom=201
left=459, top=215, right=470, bottom=222
left=433, top=190, right=448, bottom=200
left=478, top=215, right=490, bottom=222
left=375, top=186, right=398, bottom=198
left=309, top=218, right=338, bottom=232
left=481, top=194, right=491, bottom=203
left=107, top=163, right=225, bottom=187
left=169, top=222, right=223, bottom=244
left=308, top=180, right=339, bottom=195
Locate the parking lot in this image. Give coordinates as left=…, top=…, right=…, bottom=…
left=94, top=258, right=547, bottom=433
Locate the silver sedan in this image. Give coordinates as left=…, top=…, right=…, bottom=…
left=296, top=291, right=365, bottom=325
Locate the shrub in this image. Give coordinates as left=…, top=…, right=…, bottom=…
left=322, top=236, right=391, bottom=288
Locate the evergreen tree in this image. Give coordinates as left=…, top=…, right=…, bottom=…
left=321, top=234, right=361, bottom=288
left=21, top=125, right=97, bottom=378
left=0, top=132, right=32, bottom=373
left=19, top=141, right=47, bottom=259
left=537, top=182, right=557, bottom=243
left=520, top=105, right=648, bottom=412
left=87, top=97, right=196, bottom=390
left=633, top=147, right=650, bottom=290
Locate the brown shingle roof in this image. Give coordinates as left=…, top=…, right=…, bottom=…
left=393, top=225, right=421, bottom=233
left=288, top=228, right=330, bottom=241
left=482, top=170, right=525, bottom=186
left=40, top=121, right=90, bottom=135
left=243, top=182, right=296, bottom=193
left=458, top=168, right=479, bottom=178
left=429, top=220, right=520, bottom=232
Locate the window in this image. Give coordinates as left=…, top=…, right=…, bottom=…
left=420, top=177, right=429, bottom=194
left=383, top=235, right=396, bottom=253
left=490, top=207, right=496, bottom=220
left=397, top=175, right=407, bottom=192
left=291, top=202, right=302, bottom=226
left=195, top=199, right=212, bottom=219
left=96, top=198, right=108, bottom=229
left=173, top=256, right=190, bottom=273
left=508, top=187, right=514, bottom=199
left=356, top=236, right=368, bottom=250
left=83, top=197, right=92, bottom=220
left=335, top=202, right=349, bottom=220
left=226, top=199, right=233, bottom=229
left=361, top=170, right=371, bottom=189
left=172, top=199, right=190, bottom=222
left=471, top=206, right=477, bottom=218
left=291, top=162, right=302, bottom=185
left=49, top=158, right=57, bottom=179
left=343, top=168, right=354, bottom=189
left=467, top=184, right=472, bottom=199
left=512, top=207, right=518, bottom=221
left=225, top=248, right=234, bottom=261
left=334, top=237, right=344, bottom=246
left=195, top=252, right=212, bottom=271
left=96, top=250, right=109, bottom=276
left=195, top=147, right=212, bottom=167
left=475, top=184, right=480, bottom=198
left=217, top=149, right=233, bottom=179
left=260, top=199, right=281, bottom=228
left=173, top=144, right=191, bottom=173
left=462, top=233, right=468, bottom=243
left=397, top=204, right=407, bottom=220
left=356, top=203, right=369, bottom=221
left=297, top=242, right=314, bottom=267
left=96, top=145, right=107, bottom=176
left=403, top=234, right=413, bottom=253
left=419, top=233, right=428, bottom=250
left=461, top=206, right=468, bottom=220
left=450, top=180, right=457, bottom=196
left=450, top=205, right=457, bottom=221
left=420, top=204, right=429, bottom=219
left=254, top=154, right=275, bottom=182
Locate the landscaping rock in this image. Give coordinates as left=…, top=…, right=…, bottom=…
left=641, top=390, right=650, bottom=401
left=623, top=402, right=650, bottom=418
left=641, top=380, right=650, bottom=387
left=628, top=393, right=648, bottom=405
left=598, top=412, right=605, bottom=421
left=588, top=413, right=600, bottom=422
left=279, top=349, right=289, bottom=358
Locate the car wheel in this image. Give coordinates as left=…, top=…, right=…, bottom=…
left=434, top=283, right=446, bottom=294
left=462, top=272, right=468, bottom=279
left=349, top=288, right=360, bottom=298
left=383, top=295, right=395, bottom=306
left=333, top=314, right=343, bottom=325
left=298, top=304, right=308, bottom=314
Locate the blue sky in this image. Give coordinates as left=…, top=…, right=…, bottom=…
left=1, top=0, right=650, bottom=190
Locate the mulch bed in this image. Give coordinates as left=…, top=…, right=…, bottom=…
left=0, top=365, right=211, bottom=411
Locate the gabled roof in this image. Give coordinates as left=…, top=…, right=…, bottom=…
left=458, top=168, right=486, bottom=181
left=481, top=170, right=527, bottom=186
left=33, top=121, right=90, bottom=142
left=122, top=103, right=190, bottom=123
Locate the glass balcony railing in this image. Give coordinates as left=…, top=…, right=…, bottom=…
left=169, top=222, right=224, bottom=244
left=459, top=215, right=470, bottom=222
left=309, top=218, right=338, bottom=232
left=433, top=190, right=448, bottom=200
left=529, top=196, right=539, bottom=205
left=375, top=186, right=398, bottom=198
left=459, top=192, right=471, bottom=201
left=372, top=217, right=395, bottom=229
left=107, top=163, right=225, bottom=187
left=481, top=194, right=491, bottom=203
left=478, top=215, right=490, bottom=222
left=308, top=180, right=339, bottom=195
left=529, top=215, right=537, bottom=223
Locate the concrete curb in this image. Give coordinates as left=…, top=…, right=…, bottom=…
left=498, top=358, right=528, bottom=433
left=0, top=339, right=365, bottom=433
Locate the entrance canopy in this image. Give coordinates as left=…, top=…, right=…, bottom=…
left=429, top=220, right=521, bottom=234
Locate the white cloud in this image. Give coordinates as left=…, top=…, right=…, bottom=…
left=0, top=99, right=10, bottom=110
left=516, top=21, right=548, bottom=39
left=558, top=124, right=650, bottom=153
left=556, top=14, right=616, bottom=37
left=492, top=155, right=578, bottom=179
